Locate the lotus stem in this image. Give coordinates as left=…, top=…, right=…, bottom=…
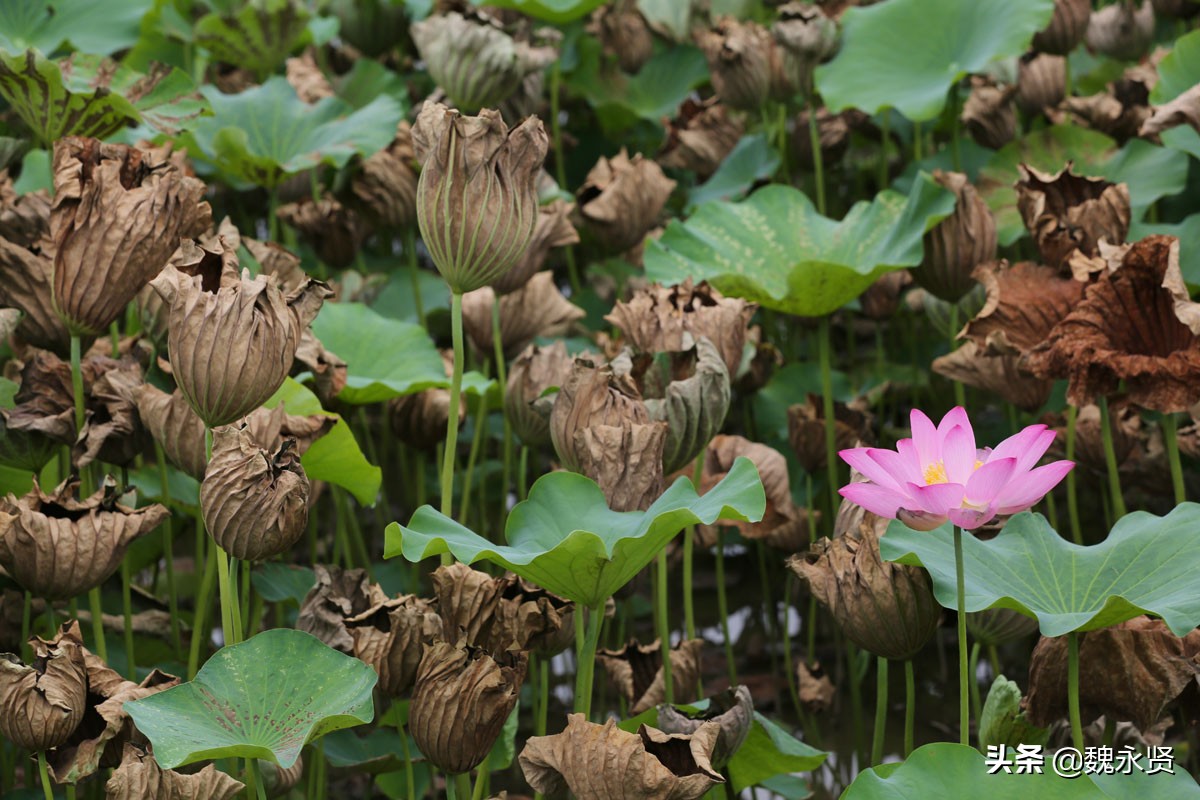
left=518, top=445, right=529, bottom=502
left=683, top=455, right=703, bottom=642
left=1067, top=631, right=1084, bottom=751
left=987, top=643, right=1001, bottom=678
left=904, top=658, right=915, bottom=756
left=71, top=335, right=109, bottom=661
left=757, top=540, right=782, bottom=687
left=871, top=657, right=888, bottom=765
left=493, top=298, right=513, bottom=515
left=155, top=443, right=183, bottom=657
left=445, top=772, right=471, bottom=800
left=121, top=558, right=136, bottom=678
left=37, top=750, right=53, bottom=800
left=458, top=391, right=488, bottom=531
left=969, top=641, right=982, bottom=723
left=878, top=111, right=891, bottom=190
left=818, top=316, right=839, bottom=528
left=948, top=306, right=965, bottom=407
left=188, top=541, right=218, bottom=679
left=87, top=586, right=107, bottom=662
left=573, top=604, right=604, bottom=717
left=246, top=758, right=265, bottom=800
left=1098, top=396, right=1127, bottom=519
left=777, top=103, right=791, bottom=186
left=20, top=590, right=31, bottom=660
left=1162, top=413, right=1187, bottom=504
left=806, top=99, right=824, bottom=214
left=207, top=428, right=241, bottom=646
left=267, top=186, right=280, bottom=243
left=470, top=769, right=487, bottom=800
left=1064, top=405, right=1083, bottom=545
left=954, top=525, right=969, bottom=746
left=397, top=716, right=415, bottom=800
left=912, top=120, right=923, bottom=161
left=714, top=528, right=738, bottom=686
left=536, top=657, right=549, bottom=737
left=655, top=550, right=675, bottom=704
left=949, top=83, right=962, bottom=173
left=440, top=291, right=466, bottom=554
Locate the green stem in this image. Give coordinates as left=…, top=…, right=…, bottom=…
left=267, top=187, right=280, bottom=243
left=470, top=769, right=487, bottom=800
left=573, top=605, right=604, bottom=716
left=440, top=292, right=465, bottom=550
left=397, top=717, right=415, bottom=800
left=777, top=103, right=791, bottom=185
left=904, top=659, right=915, bottom=756
left=912, top=120, right=923, bottom=161
left=806, top=100, right=825, bottom=214
left=37, top=750, right=53, bottom=800
left=655, top=550, right=674, bottom=704
left=188, top=539, right=218, bottom=679
left=878, top=111, right=891, bottom=190
left=492, top=298, right=513, bottom=522
left=969, top=641, right=982, bottom=724
left=714, top=528, right=737, bottom=686
left=1067, top=631, right=1084, bottom=751
left=818, top=317, right=840, bottom=525
left=950, top=83, right=962, bottom=173
left=458, top=390, right=488, bottom=531
left=949, top=305, right=965, bottom=407
left=1162, top=413, right=1187, bottom=504
left=682, top=455, right=703, bottom=642
left=548, top=60, right=581, bottom=296
left=871, top=657, right=888, bottom=765
left=450, top=773, right=471, bottom=800
left=987, top=643, right=1001, bottom=679
left=87, top=587, right=107, bottom=662
left=21, top=590, right=31, bottom=659
left=536, top=658, right=549, bottom=737
left=1064, top=405, right=1083, bottom=545
left=518, top=445, right=529, bottom=502
left=70, top=335, right=85, bottom=435
left=247, top=758, right=266, bottom=800
left=120, top=559, right=136, bottom=678
left=954, top=526, right=969, bottom=746
left=1098, top=396, right=1127, bottom=519
left=405, top=227, right=425, bottom=329
left=208, top=428, right=241, bottom=646
left=155, top=443, right=182, bottom=657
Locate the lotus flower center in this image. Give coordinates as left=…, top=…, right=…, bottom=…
left=922, top=459, right=984, bottom=485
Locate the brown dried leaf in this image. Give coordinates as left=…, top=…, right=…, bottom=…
left=932, top=342, right=1052, bottom=412
left=348, top=121, right=419, bottom=232
left=1015, top=163, right=1130, bottom=271
left=462, top=271, right=585, bottom=359
left=1033, top=0, right=1092, bottom=54
left=504, top=341, right=576, bottom=448
left=576, top=421, right=668, bottom=512
left=277, top=194, right=368, bottom=270
left=962, top=77, right=1018, bottom=150
left=916, top=170, right=997, bottom=302
left=786, top=394, right=873, bottom=473
left=297, top=565, right=388, bottom=653
left=347, top=594, right=443, bottom=697
left=577, top=148, right=676, bottom=253
left=0, top=620, right=87, bottom=751
left=697, top=18, right=787, bottom=112
left=105, top=743, right=244, bottom=800
left=589, top=0, right=656, bottom=74
left=656, top=686, right=754, bottom=769
left=1016, top=53, right=1067, bottom=116
left=659, top=99, right=744, bottom=179
left=597, top=638, right=703, bottom=715
left=962, top=260, right=1087, bottom=356
left=1141, top=83, right=1200, bottom=138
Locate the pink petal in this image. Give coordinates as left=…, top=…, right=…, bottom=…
left=965, top=457, right=1017, bottom=506
left=839, top=482, right=908, bottom=519
left=990, top=425, right=1056, bottom=473
left=905, top=481, right=965, bottom=515
left=910, top=409, right=939, bottom=465
left=869, top=447, right=924, bottom=487
left=840, top=448, right=906, bottom=491
left=993, top=460, right=1075, bottom=515
left=949, top=506, right=998, bottom=530
left=942, top=425, right=977, bottom=484
left=936, top=407, right=971, bottom=444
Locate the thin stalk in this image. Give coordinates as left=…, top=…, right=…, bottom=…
left=877, top=112, right=891, bottom=189
left=806, top=100, right=825, bottom=214
left=450, top=773, right=471, bottom=800
left=72, top=335, right=109, bottom=662
left=247, top=758, right=265, bottom=800
left=1162, top=413, right=1187, bottom=504
left=208, top=428, right=240, bottom=646
left=871, top=657, right=888, bottom=765
left=1064, top=405, right=1083, bottom=545
left=1067, top=631, right=1084, bottom=751
left=458, top=392, right=488, bottom=529
left=492, top=298, right=513, bottom=519
left=155, top=443, right=182, bottom=656
left=683, top=455, right=703, bottom=641
left=267, top=186, right=280, bottom=243
left=471, top=769, right=487, bottom=800
left=954, top=526, right=969, bottom=746
left=188, top=541, right=218, bottom=678
left=912, top=120, right=923, bottom=161
left=518, top=445, right=529, bottom=502
left=655, top=550, right=674, bottom=704
left=405, top=227, right=425, bottom=328
left=949, top=306, right=965, bottom=407
left=120, top=559, right=136, bottom=678
left=777, top=104, right=791, bottom=185
left=440, top=292, right=466, bottom=554
left=949, top=83, right=962, bottom=172
left=573, top=605, right=604, bottom=716
left=548, top=60, right=581, bottom=295
left=987, top=643, right=1001, bottom=678
left=817, top=317, right=840, bottom=524
left=240, top=560, right=252, bottom=639
left=536, top=658, right=550, bottom=737
left=1098, top=396, right=1127, bottom=519
left=38, top=750, right=53, bottom=800
left=714, top=528, right=737, bottom=686
left=904, top=659, right=915, bottom=756
left=969, top=641, right=982, bottom=723
left=397, top=717, right=415, bottom=800
left=87, top=587, right=106, bottom=661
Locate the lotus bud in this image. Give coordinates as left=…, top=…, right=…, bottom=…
left=50, top=137, right=211, bottom=336
left=276, top=194, right=367, bottom=270
left=411, top=11, right=557, bottom=112
left=1015, top=164, right=1130, bottom=272
left=409, top=638, right=527, bottom=774
left=0, top=478, right=167, bottom=600
left=346, top=594, right=443, bottom=697
left=490, top=199, right=579, bottom=296
left=348, top=122, right=419, bottom=232
left=916, top=171, right=996, bottom=302
left=659, top=99, right=744, bottom=180
left=962, top=77, right=1018, bottom=150
left=967, top=608, right=1040, bottom=646
left=577, top=149, right=676, bottom=254
left=787, top=394, right=873, bottom=473
left=590, top=0, right=656, bottom=74
left=697, top=18, right=785, bottom=111
left=201, top=425, right=310, bottom=561
left=772, top=3, right=839, bottom=95
left=597, top=638, right=704, bottom=714
left=150, top=249, right=331, bottom=427
left=0, top=620, right=87, bottom=751
left=789, top=503, right=940, bottom=661
left=1016, top=53, right=1067, bottom=116
left=297, top=565, right=387, bottom=653
left=520, top=714, right=724, bottom=800
left=327, top=0, right=411, bottom=58
left=1032, top=0, right=1091, bottom=55
left=657, top=686, right=754, bottom=769
left=1086, top=1, right=1155, bottom=62
left=411, top=103, right=548, bottom=293
left=461, top=271, right=585, bottom=359
left=505, top=341, right=575, bottom=447
left=431, top=563, right=510, bottom=647
left=105, top=743, right=244, bottom=800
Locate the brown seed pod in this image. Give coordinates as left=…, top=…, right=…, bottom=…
left=1032, top=0, right=1092, bottom=55
left=916, top=170, right=997, bottom=302
left=105, top=743, right=244, bottom=800
left=656, top=686, right=754, bottom=769
left=346, top=594, right=443, bottom=697
left=1086, top=0, right=1155, bottom=62
left=200, top=425, right=310, bottom=562
left=577, top=148, right=676, bottom=254
left=962, top=77, right=1018, bottom=150
left=772, top=2, right=839, bottom=94
left=0, top=620, right=87, bottom=751
left=1016, top=52, right=1067, bottom=116
left=297, top=565, right=387, bottom=653
left=276, top=194, right=368, bottom=271
left=596, top=638, right=704, bottom=715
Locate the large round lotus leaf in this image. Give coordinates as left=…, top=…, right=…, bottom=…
left=815, top=0, right=1054, bottom=122
left=880, top=507, right=1200, bottom=638
left=0, top=0, right=151, bottom=56
left=1151, top=30, right=1200, bottom=161
left=195, top=0, right=310, bottom=81
left=385, top=457, right=766, bottom=607
left=844, top=743, right=1200, bottom=798
left=475, top=0, right=606, bottom=23
left=124, top=629, right=377, bottom=769
left=643, top=175, right=954, bottom=318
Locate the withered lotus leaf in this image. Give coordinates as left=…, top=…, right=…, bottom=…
left=1025, top=616, right=1200, bottom=731
left=657, top=685, right=754, bottom=769
left=0, top=180, right=74, bottom=353
left=1015, top=164, right=1130, bottom=272
left=1032, top=0, right=1092, bottom=54
left=519, top=713, right=724, bottom=800
left=697, top=18, right=786, bottom=112
left=297, top=565, right=387, bottom=653
left=348, top=121, right=420, bottom=232
left=577, top=148, right=676, bottom=254
left=504, top=341, right=576, bottom=447
left=858, top=270, right=912, bottom=321
left=659, top=99, right=743, bottom=179
left=409, top=638, right=528, bottom=775
left=790, top=107, right=866, bottom=170
left=388, top=350, right=466, bottom=450
left=932, top=342, right=1052, bottom=412
left=916, top=170, right=996, bottom=303
left=150, top=254, right=330, bottom=427
left=411, top=102, right=548, bottom=294
left=74, top=358, right=146, bottom=469
left=200, top=425, right=310, bottom=562
left=790, top=503, right=940, bottom=661
left=431, top=562, right=509, bottom=648
left=797, top=659, right=836, bottom=713
left=597, top=638, right=704, bottom=715
left=961, top=77, right=1018, bottom=151
left=498, top=579, right=576, bottom=657
left=1060, top=73, right=1153, bottom=143
left=962, top=260, right=1087, bottom=356
left=0, top=479, right=167, bottom=600
left=0, top=173, right=49, bottom=246
left=51, top=137, right=211, bottom=336
left=550, top=355, right=653, bottom=473
left=772, top=2, right=839, bottom=94
left=1085, top=0, right=1156, bottom=61
left=787, top=394, right=873, bottom=473
left=276, top=194, right=368, bottom=270
left=1026, top=235, right=1200, bottom=412
left=1141, top=83, right=1200, bottom=139
left=346, top=594, right=443, bottom=697
left=285, top=53, right=333, bottom=104
left=292, top=328, right=348, bottom=406
left=1015, top=53, right=1067, bottom=116
left=576, top=418, right=669, bottom=512
left=104, top=743, right=244, bottom=800
left=0, top=620, right=87, bottom=751
left=462, top=271, right=585, bottom=360
left=605, top=280, right=757, bottom=379
left=490, top=199, right=579, bottom=296
left=590, top=0, right=656, bottom=74
left=243, top=237, right=304, bottom=292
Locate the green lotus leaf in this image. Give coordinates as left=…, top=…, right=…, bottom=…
left=384, top=457, right=766, bottom=607
left=1150, top=30, right=1200, bottom=161
left=644, top=173, right=954, bottom=317
left=0, top=0, right=152, bottom=57
left=0, top=50, right=206, bottom=145
left=843, top=743, right=1200, bottom=798
left=880, top=507, right=1200, bottom=637
left=570, top=42, right=710, bottom=129
left=195, top=0, right=311, bottom=81
left=978, top=125, right=1189, bottom=245
left=185, top=76, right=403, bottom=189
left=124, top=629, right=377, bottom=769
left=979, top=675, right=1048, bottom=750
left=251, top=563, right=316, bottom=605
left=263, top=378, right=382, bottom=506
left=474, top=0, right=606, bottom=24
left=816, top=0, right=1054, bottom=122
left=686, top=133, right=781, bottom=210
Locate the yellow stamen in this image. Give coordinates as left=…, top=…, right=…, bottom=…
left=923, top=459, right=985, bottom=486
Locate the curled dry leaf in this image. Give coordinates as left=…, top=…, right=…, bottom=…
left=577, top=148, right=676, bottom=254
left=786, top=394, right=873, bottom=473
left=51, top=137, right=211, bottom=336
left=858, top=269, right=913, bottom=321
left=790, top=107, right=867, bottom=169
left=292, top=328, right=348, bottom=406
left=347, top=122, right=419, bottom=232
left=590, top=0, right=656, bottom=74
left=697, top=17, right=787, bottom=112
left=916, top=170, right=997, bottom=302
left=200, top=425, right=310, bottom=562
left=285, top=52, right=333, bottom=103
left=577, top=418, right=669, bottom=512
left=297, top=565, right=387, bottom=653
left=0, top=171, right=50, bottom=246
left=521, top=714, right=723, bottom=800
left=797, top=659, right=836, bottom=713
left=0, top=620, right=87, bottom=751
left=0, top=177, right=74, bottom=352
left=498, top=578, right=575, bottom=657
left=962, top=260, right=1088, bottom=356
left=597, top=638, right=704, bottom=715
left=277, top=194, right=368, bottom=270
left=1026, top=235, right=1200, bottom=411
left=462, top=271, right=584, bottom=359
left=1086, top=0, right=1156, bottom=61
left=1059, top=62, right=1155, bottom=142
left=505, top=341, right=576, bottom=447
left=0, top=478, right=167, bottom=600
left=491, top=199, right=578, bottom=296
left=1015, top=164, right=1130, bottom=272
left=346, top=594, right=443, bottom=697
left=409, top=638, right=528, bottom=774
left=1032, top=0, right=1092, bottom=54
left=659, top=99, right=744, bottom=179
left=657, top=685, right=754, bottom=769
left=932, top=341, right=1052, bottom=412
left=1016, top=53, right=1067, bottom=116
left=432, top=562, right=509, bottom=648
left=411, top=102, right=548, bottom=293
left=962, top=77, right=1018, bottom=150
left=1141, top=83, right=1200, bottom=139
left=550, top=355, right=653, bottom=471
left=105, top=743, right=244, bottom=800
left=244, top=237, right=306, bottom=293
left=74, top=358, right=145, bottom=469
left=1025, top=616, right=1200, bottom=731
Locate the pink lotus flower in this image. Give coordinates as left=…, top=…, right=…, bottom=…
left=839, top=407, right=1074, bottom=531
